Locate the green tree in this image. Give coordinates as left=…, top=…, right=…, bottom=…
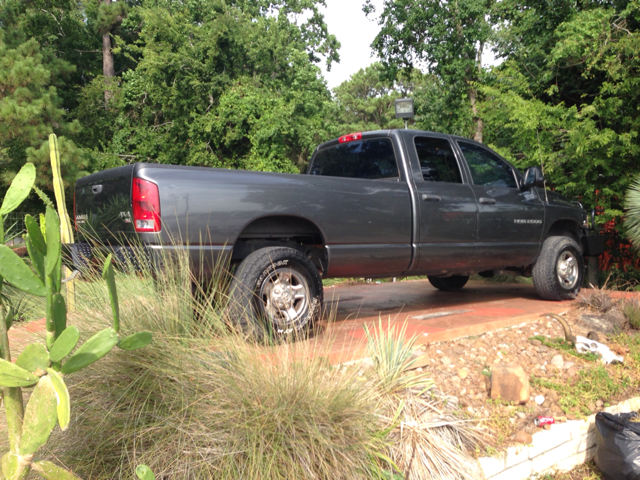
left=0, top=32, right=87, bottom=195
left=75, top=0, right=340, bottom=173
left=332, top=62, right=404, bottom=133
left=366, top=0, right=493, bottom=141
left=481, top=1, right=640, bottom=223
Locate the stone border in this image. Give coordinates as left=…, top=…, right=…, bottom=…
left=478, top=397, right=640, bottom=479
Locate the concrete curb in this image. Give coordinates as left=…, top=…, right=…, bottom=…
left=478, top=397, right=640, bottom=479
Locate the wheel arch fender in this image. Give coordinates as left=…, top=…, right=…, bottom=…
left=232, top=215, right=328, bottom=273
left=544, top=219, right=582, bottom=246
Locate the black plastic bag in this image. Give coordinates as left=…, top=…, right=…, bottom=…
left=595, top=411, right=640, bottom=480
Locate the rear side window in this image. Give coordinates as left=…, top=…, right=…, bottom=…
left=458, top=141, right=517, bottom=188
left=414, top=137, right=462, bottom=183
left=310, top=138, right=399, bottom=180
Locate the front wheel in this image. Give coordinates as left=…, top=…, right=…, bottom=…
left=228, top=246, right=323, bottom=341
left=532, top=236, right=584, bottom=300
left=428, top=275, right=469, bottom=292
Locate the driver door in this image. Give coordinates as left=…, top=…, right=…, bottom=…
left=455, top=140, right=545, bottom=268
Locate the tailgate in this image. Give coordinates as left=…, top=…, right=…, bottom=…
left=74, top=165, right=136, bottom=243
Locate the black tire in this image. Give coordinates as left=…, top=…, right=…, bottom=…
left=228, top=246, right=323, bottom=341
left=532, top=236, right=584, bottom=300
left=428, top=275, right=469, bottom=291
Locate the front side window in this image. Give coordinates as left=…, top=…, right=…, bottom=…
left=310, top=138, right=399, bottom=180
left=458, top=141, right=517, bottom=188
left=414, top=137, right=462, bottom=183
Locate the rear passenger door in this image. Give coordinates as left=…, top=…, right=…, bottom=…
left=455, top=140, right=545, bottom=268
left=407, top=135, right=478, bottom=273
left=308, top=136, right=413, bottom=277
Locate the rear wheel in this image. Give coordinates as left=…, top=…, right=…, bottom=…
left=428, top=275, right=469, bottom=292
left=228, top=246, right=323, bottom=341
left=532, top=236, right=584, bottom=300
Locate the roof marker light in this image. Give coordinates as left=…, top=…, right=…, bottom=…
left=338, top=132, right=362, bottom=143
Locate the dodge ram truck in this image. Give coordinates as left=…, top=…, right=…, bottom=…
left=73, top=129, right=603, bottom=338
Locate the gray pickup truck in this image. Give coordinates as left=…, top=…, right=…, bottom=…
left=74, top=129, right=603, bottom=338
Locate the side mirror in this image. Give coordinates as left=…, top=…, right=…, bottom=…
left=523, top=166, right=545, bottom=189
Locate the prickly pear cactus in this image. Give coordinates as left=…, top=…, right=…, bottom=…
left=0, top=162, right=152, bottom=480
left=49, top=134, right=76, bottom=314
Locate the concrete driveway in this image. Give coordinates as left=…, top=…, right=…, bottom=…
left=314, top=278, right=573, bottom=363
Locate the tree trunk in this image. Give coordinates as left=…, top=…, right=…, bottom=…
left=470, top=41, right=484, bottom=143
left=469, top=86, right=483, bottom=143
left=102, top=0, right=115, bottom=104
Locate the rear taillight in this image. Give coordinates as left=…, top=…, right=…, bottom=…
left=132, top=178, right=161, bottom=232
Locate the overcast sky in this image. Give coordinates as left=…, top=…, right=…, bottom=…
left=318, top=0, right=384, bottom=91
left=317, top=0, right=499, bottom=91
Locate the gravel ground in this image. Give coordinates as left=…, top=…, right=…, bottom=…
left=410, top=305, right=636, bottom=441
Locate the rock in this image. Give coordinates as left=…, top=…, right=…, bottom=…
left=551, top=404, right=564, bottom=414
left=588, top=402, right=596, bottom=412
left=550, top=355, right=564, bottom=369
left=543, top=424, right=552, bottom=430
left=490, top=365, right=530, bottom=404
left=513, top=430, right=533, bottom=444
left=546, top=390, right=559, bottom=403
left=538, top=346, right=549, bottom=353
left=563, top=361, right=575, bottom=370
left=516, top=411, right=526, bottom=419
left=596, top=399, right=604, bottom=408
left=441, top=356, right=452, bottom=365
left=566, top=367, right=578, bottom=377
left=458, top=368, right=469, bottom=379
left=12, top=246, right=28, bottom=257
left=581, top=313, right=627, bottom=335
left=408, top=354, right=430, bottom=370
left=530, top=339, right=542, bottom=346
left=535, top=395, right=545, bottom=405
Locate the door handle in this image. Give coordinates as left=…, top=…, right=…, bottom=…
left=91, top=185, right=103, bottom=195
left=422, top=194, right=441, bottom=202
left=479, top=197, right=496, bottom=205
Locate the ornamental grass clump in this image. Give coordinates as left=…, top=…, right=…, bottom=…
left=365, top=319, right=487, bottom=480
left=41, top=247, right=390, bottom=480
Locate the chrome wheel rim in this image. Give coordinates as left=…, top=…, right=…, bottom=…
left=259, top=267, right=310, bottom=330
left=556, top=251, right=578, bottom=289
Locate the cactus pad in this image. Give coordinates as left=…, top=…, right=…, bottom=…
left=45, top=207, right=61, bottom=276
left=20, top=375, right=58, bottom=455
left=117, top=331, right=153, bottom=351
left=60, top=328, right=118, bottom=374
left=49, top=326, right=80, bottom=363
left=16, top=343, right=49, bottom=374
left=0, top=357, right=39, bottom=387
left=47, top=368, right=70, bottom=431
left=136, top=465, right=156, bottom=480
left=25, top=214, right=46, bottom=255
left=0, top=163, right=36, bottom=216
left=32, top=461, right=82, bottom=479
left=102, top=254, right=120, bottom=332
left=52, top=293, right=67, bottom=337
left=0, top=245, right=46, bottom=297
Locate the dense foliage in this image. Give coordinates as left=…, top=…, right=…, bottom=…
left=0, top=0, right=638, bottom=228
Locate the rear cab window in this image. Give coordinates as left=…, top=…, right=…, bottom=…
left=414, top=136, right=463, bottom=184
left=310, top=138, right=399, bottom=180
